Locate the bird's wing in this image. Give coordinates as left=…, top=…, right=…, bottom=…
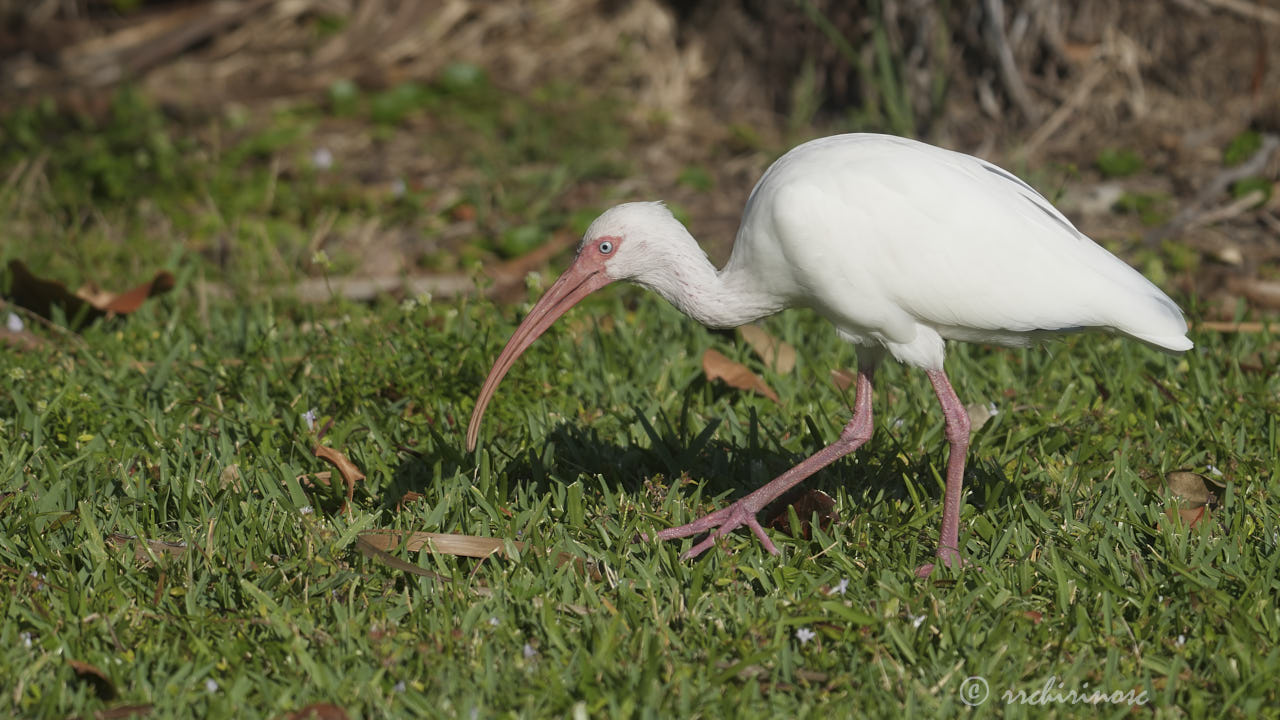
left=761, top=136, right=1190, bottom=351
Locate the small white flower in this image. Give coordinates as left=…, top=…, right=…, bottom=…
left=525, top=271, right=543, bottom=292
left=302, top=409, right=317, bottom=431
left=523, top=643, right=537, bottom=659
left=1176, top=634, right=1186, bottom=647
left=986, top=401, right=999, bottom=416
left=299, top=505, right=314, bottom=516
left=312, top=147, right=334, bottom=170
left=488, top=617, right=500, bottom=627
left=205, top=679, right=219, bottom=693
left=6, top=313, right=22, bottom=333
left=828, top=578, right=849, bottom=596
left=1207, top=465, right=1222, bottom=476
left=21, top=632, right=32, bottom=649
left=795, top=627, right=816, bottom=645
left=394, top=680, right=406, bottom=693
left=910, top=614, right=926, bottom=629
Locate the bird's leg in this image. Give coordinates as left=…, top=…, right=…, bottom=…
left=915, top=369, right=971, bottom=577
left=656, top=367, right=876, bottom=559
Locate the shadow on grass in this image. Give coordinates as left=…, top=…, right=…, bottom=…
left=380, top=398, right=1016, bottom=552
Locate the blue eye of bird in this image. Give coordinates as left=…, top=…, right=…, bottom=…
left=598, top=240, right=613, bottom=254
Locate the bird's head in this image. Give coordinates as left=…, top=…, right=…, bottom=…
left=576, top=201, right=692, bottom=286
left=466, top=202, right=687, bottom=451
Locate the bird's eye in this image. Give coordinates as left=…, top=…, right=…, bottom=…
left=598, top=240, right=614, bottom=255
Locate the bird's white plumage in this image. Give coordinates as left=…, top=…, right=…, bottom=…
left=474, top=133, right=1191, bottom=565
left=588, top=133, right=1191, bottom=370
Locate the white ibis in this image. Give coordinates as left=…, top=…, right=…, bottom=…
left=466, top=133, right=1191, bottom=576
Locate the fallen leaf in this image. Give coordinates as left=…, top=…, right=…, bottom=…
left=359, top=529, right=511, bottom=558
left=88, top=703, right=154, bottom=719
left=1166, top=471, right=1214, bottom=506
left=357, top=529, right=601, bottom=581
left=738, top=325, right=796, bottom=374
left=830, top=368, right=856, bottom=391
left=1194, top=320, right=1274, bottom=333
left=68, top=659, right=115, bottom=700
left=219, top=464, right=242, bottom=491
left=1239, top=279, right=1280, bottom=309
left=766, top=489, right=837, bottom=538
left=397, top=491, right=424, bottom=510
left=285, top=703, right=350, bottom=720
left=106, top=533, right=188, bottom=564
left=313, top=445, right=365, bottom=507
left=1165, top=504, right=1211, bottom=529
left=702, top=349, right=779, bottom=402
left=964, top=401, right=999, bottom=435
left=1162, top=470, right=1218, bottom=531
left=7, top=259, right=175, bottom=324
left=295, top=471, right=333, bottom=489
left=1023, top=611, right=1044, bottom=624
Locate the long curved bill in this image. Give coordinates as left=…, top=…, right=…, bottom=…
left=466, top=257, right=615, bottom=451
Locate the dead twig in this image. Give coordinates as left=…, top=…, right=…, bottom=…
left=1199, top=0, right=1280, bottom=25
left=1144, top=133, right=1280, bottom=245
left=1195, top=320, right=1276, bottom=333
left=1019, top=61, right=1108, bottom=158
left=983, top=0, right=1042, bottom=124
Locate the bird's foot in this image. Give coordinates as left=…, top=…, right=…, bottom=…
left=654, top=499, right=777, bottom=559
left=914, top=546, right=964, bottom=578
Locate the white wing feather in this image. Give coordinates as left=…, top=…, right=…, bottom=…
left=727, top=134, right=1191, bottom=367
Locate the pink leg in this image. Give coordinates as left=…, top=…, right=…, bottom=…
left=915, top=369, right=971, bottom=577
left=656, top=367, right=876, bottom=559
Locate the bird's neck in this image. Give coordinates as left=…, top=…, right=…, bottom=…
left=637, top=241, right=786, bottom=329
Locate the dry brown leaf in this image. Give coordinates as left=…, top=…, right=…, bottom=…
left=1239, top=279, right=1280, bottom=309
left=68, top=659, right=115, bottom=700
left=313, top=445, right=365, bottom=507
left=219, top=464, right=242, bottom=491
left=1162, top=471, right=1218, bottom=531
left=766, top=489, right=837, bottom=538
left=89, top=703, right=155, bottom=719
left=284, top=703, right=350, bottom=720
left=702, top=349, right=779, bottom=402
left=357, top=529, right=601, bottom=581
left=7, top=259, right=174, bottom=324
left=106, top=533, right=188, bottom=564
left=1165, top=504, right=1211, bottom=529
left=964, top=401, right=999, bottom=435
left=359, top=529, right=512, bottom=558
left=355, top=535, right=451, bottom=581
left=295, top=471, right=333, bottom=489
left=1166, top=471, right=1215, bottom=506
left=830, top=368, right=856, bottom=391
left=1194, top=320, right=1275, bottom=333
left=738, top=325, right=796, bottom=374
left=397, top=490, right=424, bottom=510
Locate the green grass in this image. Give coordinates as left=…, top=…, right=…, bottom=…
left=2, top=280, right=1278, bottom=718
left=0, top=78, right=628, bottom=289
left=2, top=79, right=1279, bottom=718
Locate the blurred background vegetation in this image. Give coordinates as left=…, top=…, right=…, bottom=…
left=1, top=0, right=1277, bottom=316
